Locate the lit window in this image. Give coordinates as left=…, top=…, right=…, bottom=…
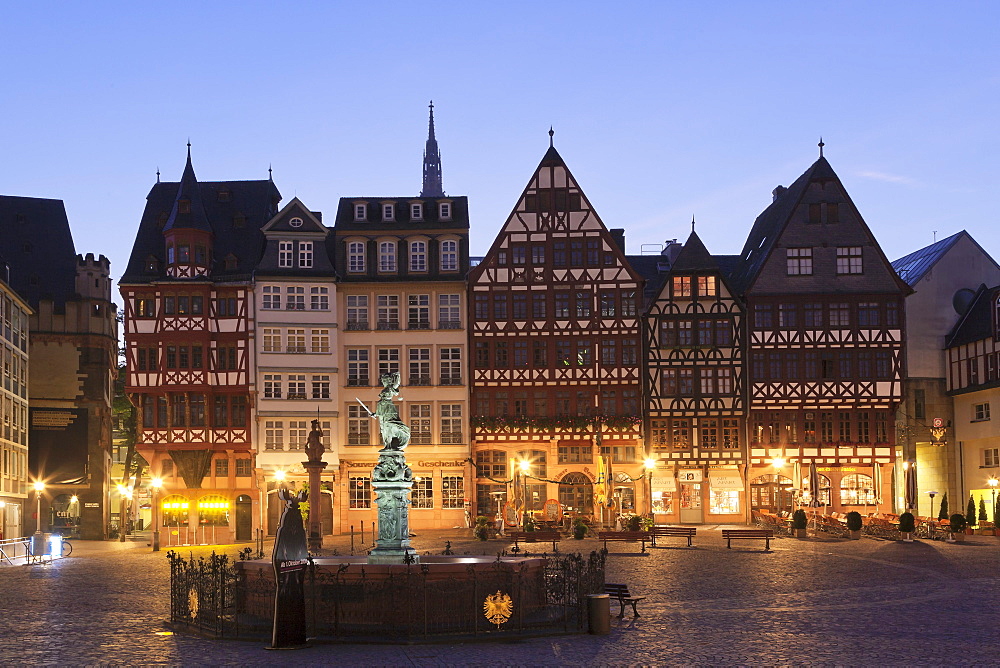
left=672, top=276, right=691, bottom=297
left=697, top=275, right=717, bottom=296
left=265, top=421, right=284, bottom=449
left=349, top=477, right=372, bottom=508
left=278, top=241, right=293, bottom=268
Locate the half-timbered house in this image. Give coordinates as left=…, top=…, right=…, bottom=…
left=121, top=147, right=281, bottom=545
left=730, top=147, right=909, bottom=515
left=635, top=230, right=746, bottom=524
left=469, top=136, right=645, bottom=526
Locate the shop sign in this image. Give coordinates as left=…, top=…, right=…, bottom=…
left=651, top=476, right=676, bottom=491
left=678, top=469, right=703, bottom=483
left=84, top=502, right=100, bottom=508
left=709, top=472, right=743, bottom=490
left=818, top=466, right=858, bottom=473
left=345, top=461, right=376, bottom=468
left=417, top=460, right=465, bottom=468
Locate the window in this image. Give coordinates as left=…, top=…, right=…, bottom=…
left=377, top=295, right=399, bottom=329
left=285, top=286, right=305, bottom=311
left=409, top=405, right=431, bottom=445
left=348, top=241, right=366, bottom=273
left=216, top=296, right=237, bottom=317
left=531, top=246, right=545, bottom=264
left=493, top=293, right=508, bottom=320
left=974, top=403, right=991, bottom=422
left=476, top=450, right=507, bottom=478
left=377, top=348, right=400, bottom=376
left=840, top=474, right=875, bottom=505
left=858, top=302, right=879, bottom=327
left=622, top=291, right=637, bottom=317
left=532, top=341, right=547, bottom=367
left=409, top=348, right=431, bottom=385
left=379, top=241, right=397, bottom=272
left=984, top=448, right=1000, bottom=467
left=135, top=297, right=155, bottom=317
left=786, top=248, right=813, bottom=275
left=914, top=388, right=926, bottom=420
left=829, top=303, right=849, bottom=328
left=440, top=348, right=461, bottom=384
left=804, top=303, right=823, bottom=327
left=722, top=419, right=739, bottom=449
left=441, top=404, right=462, bottom=444
left=601, top=339, right=617, bottom=366
left=411, top=202, right=423, bottom=220
left=347, top=295, right=369, bottom=330
left=678, top=320, right=693, bottom=346
left=410, top=241, right=427, bottom=272
left=235, top=459, right=252, bottom=477
left=411, top=476, right=433, bottom=509
left=347, top=405, right=370, bottom=445
left=262, top=329, right=280, bottom=353
left=382, top=203, right=395, bottom=221
left=672, top=276, right=691, bottom=297
left=287, top=329, right=306, bottom=353
left=265, top=421, right=283, bottom=450
left=279, top=241, right=293, bottom=268
left=622, top=339, right=638, bottom=365
left=298, top=242, right=313, bottom=268
left=310, top=287, right=329, bottom=310
left=553, top=242, right=566, bottom=267
left=439, top=294, right=460, bottom=328
left=512, top=246, right=526, bottom=265
left=347, top=349, right=369, bottom=386
left=494, top=341, right=509, bottom=368
left=575, top=292, right=591, bottom=318
left=554, top=292, right=570, bottom=318
left=697, top=275, right=717, bottom=297
left=287, top=420, right=308, bottom=450
left=214, top=458, right=229, bottom=478
left=700, top=419, right=718, bottom=448
left=512, top=293, right=527, bottom=319
left=440, top=240, right=457, bottom=271
left=287, top=374, right=306, bottom=399
left=442, top=475, right=464, bottom=508
left=310, top=329, right=330, bottom=353
left=262, top=286, right=280, bottom=310
left=311, top=375, right=330, bottom=399
left=837, top=247, right=863, bottom=274
left=754, top=304, right=773, bottom=328
left=354, top=203, right=367, bottom=221
left=438, top=202, right=451, bottom=220
left=408, top=294, right=430, bottom=329
left=349, top=476, right=372, bottom=508
left=600, top=292, right=616, bottom=317
left=263, top=373, right=282, bottom=399
left=778, top=304, right=797, bottom=328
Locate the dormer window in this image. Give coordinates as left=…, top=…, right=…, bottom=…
left=382, top=203, right=395, bottom=221
left=439, top=202, right=451, bottom=220
left=279, top=241, right=293, bottom=268
left=233, top=213, right=246, bottom=229
left=178, top=245, right=190, bottom=263
left=354, top=204, right=367, bottom=221
left=217, top=189, right=231, bottom=202
left=145, top=256, right=160, bottom=272
left=298, top=242, right=313, bottom=268
left=289, top=217, right=303, bottom=228
left=178, top=200, right=191, bottom=214
left=411, top=203, right=423, bottom=220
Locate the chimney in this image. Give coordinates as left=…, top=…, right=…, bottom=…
left=610, top=228, right=626, bottom=254
left=772, top=185, right=786, bottom=202
left=662, top=239, right=682, bottom=265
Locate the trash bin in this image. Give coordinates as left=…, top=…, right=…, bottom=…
left=587, top=594, right=610, bottom=635
left=30, top=532, right=47, bottom=560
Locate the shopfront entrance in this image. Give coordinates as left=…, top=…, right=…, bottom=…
left=235, top=495, right=252, bottom=541
left=679, top=483, right=703, bottom=523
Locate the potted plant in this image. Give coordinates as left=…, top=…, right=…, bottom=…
left=474, top=515, right=491, bottom=541
left=572, top=517, right=588, bottom=540
left=523, top=514, right=536, bottom=532
left=846, top=511, right=863, bottom=539
left=966, top=494, right=977, bottom=533
left=792, top=509, right=808, bottom=538
left=898, top=512, right=915, bottom=542
left=949, top=513, right=968, bottom=542
left=625, top=514, right=642, bottom=532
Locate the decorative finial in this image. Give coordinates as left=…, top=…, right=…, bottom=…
left=818, top=137, right=825, bottom=158
left=268, top=164, right=273, bottom=181
left=156, top=167, right=160, bottom=183
left=549, top=126, right=554, bottom=147
left=691, top=215, right=696, bottom=233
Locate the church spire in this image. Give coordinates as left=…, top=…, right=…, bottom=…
left=420, top=101, right=445, bottom=197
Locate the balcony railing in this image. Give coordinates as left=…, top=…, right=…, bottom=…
left=345, top=320, right=369, bottom=331
left=438, top=320, right=462, bottom=330
left=376, top=320, right=400, bottom=330
left=408, top=320, right=431, bottom=330
left=286, top=393, right=307, bottom=400
left=409, top=375, right=432, bottom=386
left=440, top=432, right=463, bottom=444
left=439, top=376, right=462, bottom=386
left=347, top=378, right=369, bottom=387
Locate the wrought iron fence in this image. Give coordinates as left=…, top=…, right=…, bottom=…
left=167, top=550, right=605, bottom=641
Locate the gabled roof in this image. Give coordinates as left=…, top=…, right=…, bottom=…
left=891, top=231, right=998, bottom=287
left=163, top=147, right=212, bottom=233
left=945, top=283, right=996, bottom=348
left=670, top=230, right=718, bottom=273
left=0, top=195, right=78, bottom=307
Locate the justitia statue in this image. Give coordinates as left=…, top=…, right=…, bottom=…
left=359, top=372, right=411, bottom=451
left=304, top=418, right=324, bottom=462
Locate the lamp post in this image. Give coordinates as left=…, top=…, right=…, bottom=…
left=150, top=478, right=163, bottom=552
left=33, top=481, right=45, bottom=533
left=519, top=459, right=530, bottom=530
left=116, top=484, right=133, bottom=542
left=644, top=458, right=656, bottom=516
left=0, top=500, right=5, bottom=541
left=927, top=490, right=937, bottom=521
left=988, top=478, right=998, bottom=523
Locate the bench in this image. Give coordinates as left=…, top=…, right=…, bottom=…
left=722, top=528, right=774, bottom=551
left=604, top=583, right=646, bottom=618
left=597, top=531, right=648, bottom=553
left=508, top=530, right=561, bottom=552
left=648, top=525, right=696, bottom=547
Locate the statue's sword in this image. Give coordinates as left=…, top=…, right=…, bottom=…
left=356, top=397, right=376, bottom=418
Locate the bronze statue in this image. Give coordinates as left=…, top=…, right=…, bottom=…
left=357, top=372, right=411, bottom=451
left=304, top=419, right=324, bottom=462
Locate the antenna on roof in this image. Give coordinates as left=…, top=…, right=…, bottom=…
left=549, top=126, right=554, bottom=148
left=933, top=230, right=937, bottom=242
left=818, top=137, right=825, bottom=158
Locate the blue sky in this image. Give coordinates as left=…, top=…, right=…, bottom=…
left=2, top=2, right=998, bottom=292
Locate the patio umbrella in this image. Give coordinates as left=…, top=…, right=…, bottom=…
left=793, top=460, right=802, bottom=496
left=872, top=461, right=883, bottom=506
left=904, top=460, right=917, bottom=510
left=808, top=461, right=821, bottom=508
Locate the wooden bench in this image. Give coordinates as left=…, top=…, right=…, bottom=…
left=722, top=528, right=774, bottom=551
left=604, top=583, right=646, bottom=618
left=597, top=531, right=648, bottom=553
left=508, top=530, right=561, bottom=552
left=648, top=525, right=696, bottom=547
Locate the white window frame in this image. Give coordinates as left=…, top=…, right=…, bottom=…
left=439, top=202, right=451, bottom=220
left=354, top=203, right=367, bottom=221
left=288, top=421, right=308, bottom=450
left=310, top=329, right=330, bottom=354
left=298, top=241, right=313, bottom=268
left=836, top=247, right=863, bottom=274
left=310, top=286, right=329, bottom=310
left=265, top=420, right=284, bottom=450
left=285, top=286, right=305, bottom=311
left=786, top=248, right=813, bottom=276
left=382, top=203, right=395, bottom=221
left=263, top=374, right=282, bottom=399
left=438, top=293, right=461, bottom=328
left=287, top=374, right=306, bottom=399
left=287, top=329, right=306, bottom=353
left=262, top=285, right=280, bottom=310
left=348, top=241, right=366, bottom=273
left=411, top=203, right=423, bottom=220
left=262, top=329, right=281, bottom=353
left=379, top=241, right=397, bottom=272
left=278, top=241, right=293, bottom=268
left=440, top=239, right=458, bottom=271
left=311, top=374, right=330, bottom=399
left=974, top=402, right=991, bottom=422
left=410, top=241, right=427, bottom=272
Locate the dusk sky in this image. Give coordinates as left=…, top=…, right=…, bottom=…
left=3, top=2, right=998, bottom=300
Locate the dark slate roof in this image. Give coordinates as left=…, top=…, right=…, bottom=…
left=715, top=254, right=742, bottom=281
left=121, top=178, right=282, bottom=284
left=946, top=283, right=996, bottom=348
left=333, top=196, right=469, bottom=231
left=729, top=157, right=834, bottom=294
left=626, top=254, right=670, bottom=308
left=0, top=195, right=78, bottom=307
left=163, top=149, right=212, bottom=233
left=670, top=230, right=718, bottom=272
left=891, top=231, right=990, bottom=287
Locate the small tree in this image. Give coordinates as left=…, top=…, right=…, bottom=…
left=937, top=492, right=949, bottom=521
left=792, top=509, right=808, bottom=530
left=898, top=512, right=916, bottom=533
left=978, top=497, right=988, bottom=523
left=846, top=511, right=863, bottom=532
left=966, top=494, right=977, bottom=528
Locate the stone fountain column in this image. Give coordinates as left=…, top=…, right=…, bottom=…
left=368, top=449, right=418, bottom=564
left=302, top=459, right=327, bottom=553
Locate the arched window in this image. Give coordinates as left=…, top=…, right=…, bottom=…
left=613, top=472, right=636, bottom=513
left=440, top=240, right=458, bottom=271
left=161, top=495, right=190, bottom=526
left=348, top=241, right=366, bottom=273
left=801, top=474, right=833, bottom=506
left=198, top=494, right=231, bottom=526
left=750, top=474, right=793, bottom=513
left=840, top=473, right=875, bottom=505
left=379, top=241, right=397, bottom=272
left=409, top=241, right=427, bottom=272
left=558, top=472, right=593, bottom=515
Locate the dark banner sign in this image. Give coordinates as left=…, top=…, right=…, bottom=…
left=29, top=408, right=88, bottom=484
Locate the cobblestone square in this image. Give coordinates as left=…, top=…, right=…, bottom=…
left=1, top=528, right=997, bottom=666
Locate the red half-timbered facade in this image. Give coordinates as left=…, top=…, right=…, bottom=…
left=635, top=231, right=747, bottom=524
left=469, top=139, right=645, bottom=524
left=121, top=148, right=281, bottom=544
left=731, top=150, right=909, bottom=515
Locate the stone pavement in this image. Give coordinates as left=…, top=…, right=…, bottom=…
left=1, top=526, right=998, bottom=666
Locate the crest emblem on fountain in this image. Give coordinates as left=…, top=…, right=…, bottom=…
left=484, top=590, right=513, bottom=627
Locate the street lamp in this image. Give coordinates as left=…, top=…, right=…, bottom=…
left=117, top=484, right=133, bottom=542
left=150, top=478, right=163, bottom=552
left=519, top=459, right=531, bottom=529
left=33, top=481, right=45, bottom=533
left=644, top=458, right=656, bottom=516
left=988, top=478, right=998, bottom=523
left=927, top=490, right=937, bottom=521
